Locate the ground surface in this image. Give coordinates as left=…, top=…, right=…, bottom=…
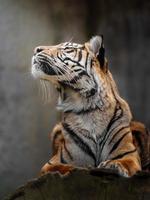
left=4, top=168, right=150, bottom=200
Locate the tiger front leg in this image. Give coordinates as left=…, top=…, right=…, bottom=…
left=40, top=158, right=74, bottom=176
left=98, top=158, right=140, bottom=177
left=40, top=123, right=75, bottom=176
left=98, top=134, right=141, bottom=177
left=98, top=150, right=141, bottom=177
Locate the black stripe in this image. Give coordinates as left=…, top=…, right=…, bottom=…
left=146, top=128, right=150, bottom=136
left=57, top=53, right=85, bottom=73
left=99, top=103, right=122, bottom=151
left=62, top=123, right=96, bottom=164
left=97, top=104, right=124, bottom=163
left=88, top=59, right=93, bottom=70
left=84, top=52, right=89, bottom=70
left=133, top=132, right=144, bottom=153
left=108, top=126, right=130, bottom=145
left=59, top=81, right=81, bottom=92
left=73, top=68, right=82, bottom=72
left=63, top=57, right=84, bottom=68
left=73, top=49, right=78, bottom=58
left=60, top=147, right=68, bottom=164
left=64, top=141, right=73, bottom=161
left=111, top=149, right=137, bottom=160
left=64, top=105, right=99, bottom=115
left=57, top=52, right=63, bottom=61
left=109, top=131, right=130, bottom=155
left=77, top=50, right=82, bottom=63
left=80, top=46, right=86, bottom=50
left=106, top=104, right=122, bottom=133
left=79, top=71, right=88, bottom=76
left=65, top=49, right=75, bottom=53
left=69, top=71, right=88, bottom=83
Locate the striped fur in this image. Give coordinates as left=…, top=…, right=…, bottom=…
left=131, top=121, right=150, bottom=170
left=31, top=36, right=147, bottom=177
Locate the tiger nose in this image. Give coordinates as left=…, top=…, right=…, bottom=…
left=34, top=47, right=44, bottom=54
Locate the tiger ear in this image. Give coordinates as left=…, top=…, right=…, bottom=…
left=89, top=35, right=105, bottom=68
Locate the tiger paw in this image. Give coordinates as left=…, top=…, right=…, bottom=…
left=98, top=160, right=130, bottom=177
left=40, top=162, right=74, bottom=177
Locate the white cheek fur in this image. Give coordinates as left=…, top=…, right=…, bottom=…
left=31, top=64, right=45, bottom=79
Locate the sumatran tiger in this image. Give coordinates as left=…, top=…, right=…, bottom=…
left=31, top=36, right=150, bottom=177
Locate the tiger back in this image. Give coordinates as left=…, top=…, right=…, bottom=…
left=31, top=35, right=149, bottom=177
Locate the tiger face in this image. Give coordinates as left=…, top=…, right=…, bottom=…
left=32, top=36, right=107, bottom=98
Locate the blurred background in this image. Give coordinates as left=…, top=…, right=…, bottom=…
left=0, top=0, right=150, bottom=198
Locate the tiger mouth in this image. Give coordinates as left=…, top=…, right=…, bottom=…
left=32, top=56, right=58, bottom=77
left=41, top=63, right=58, bottom=76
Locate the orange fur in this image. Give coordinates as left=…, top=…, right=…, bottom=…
left=40, top=163, right=74, bottom=176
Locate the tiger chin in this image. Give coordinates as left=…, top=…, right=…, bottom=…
left=31, top=35, right=150, bottom=178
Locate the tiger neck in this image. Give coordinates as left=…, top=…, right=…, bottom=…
left=56, top=83, right=112, bottom=114
left=56, top=81, right=115, bottom=137
left=56, top=72, right=132, bottom=139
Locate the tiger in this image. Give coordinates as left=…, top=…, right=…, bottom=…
left=31, top=35, right=150, bottom=177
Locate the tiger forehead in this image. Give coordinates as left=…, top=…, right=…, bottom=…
left=59, top=42, right=84, bottom=49
left=41, top=43, right=85, bottom=55
left=42, top=48, right=58, bottom=55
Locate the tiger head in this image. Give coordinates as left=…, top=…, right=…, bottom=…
left=32, top=36, right=114, bottom=112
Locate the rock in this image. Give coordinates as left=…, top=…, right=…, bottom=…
left=4, top=168, right=150, bottom=200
